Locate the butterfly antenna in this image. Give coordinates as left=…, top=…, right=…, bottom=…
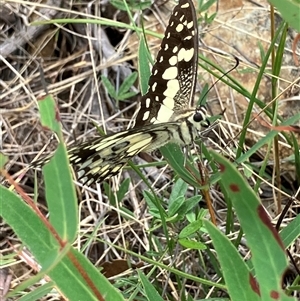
left=200, top=56, right=239, bottom=107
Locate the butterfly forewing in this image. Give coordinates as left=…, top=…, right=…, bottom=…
left=135, top=0, right=198, bottom=126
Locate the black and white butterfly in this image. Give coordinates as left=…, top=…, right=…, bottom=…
left=34, top=0, right=209, bottom=185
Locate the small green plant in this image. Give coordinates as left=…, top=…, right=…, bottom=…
left=110, top=0, right=151, bottom=11
left=1, top=0, right=299, bottom=300
left=101, top=71, right=138, bottom=102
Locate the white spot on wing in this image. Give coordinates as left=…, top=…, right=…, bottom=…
left=181, top=3, right=189, bottom=8
left=169, top=56, right=177, bottom=65
left=156, top=104, right=174, bottom=123
left=91, top=166, right=100, bottom=174
left=163, top=79, right=179, bottom=98
left=187, top=21, right=194, bottom=29
left=176, top=23, right=184, bottom=32
left=127, top=137, right=152, bottom=154
left=173, top=46, right=178, bottom=53
left=162, top=67, right=178, bottom=79
left=178, top=48, right=194, bottom=62
left=145, top=98, right=151, bottom=108
left=142, top=110, right=150, bottom=121
left=96, top=139, right=118, bottom=150
left=111, top=166, right=122, bottom=173
left=151, top=82, right=157, bottom=92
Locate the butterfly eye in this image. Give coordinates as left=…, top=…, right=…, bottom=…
left=193, top=110, right=205, bottom=122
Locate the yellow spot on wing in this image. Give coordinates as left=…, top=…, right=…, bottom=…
left=169, top=56, right=177, bottom=65
left=178, top=48, right=194, bottom=62
left=163, top=79, right=179, bottom=98
left=181, top=2, right=189, bottom=8
left=176, top=24, right=184, bottom=32
left=162, top=67, right=178, bottom=80
left=187, top=21, right=194, bottom=29
left=127, top=136, right=152, bottom=154
left=142, top=110, right=150, bottom=121
left=156, top=102, right=174, bottom=123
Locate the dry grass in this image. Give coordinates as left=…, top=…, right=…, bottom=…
left=1, top=0, right=299, bottom=300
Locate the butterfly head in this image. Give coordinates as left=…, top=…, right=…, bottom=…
left=174, top=106, right=209, bottom=128
left=190, top=106, right=211, bottom=135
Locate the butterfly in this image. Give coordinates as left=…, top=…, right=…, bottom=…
left=33, top=0, right=209, bottom=185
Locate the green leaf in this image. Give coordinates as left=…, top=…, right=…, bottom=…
left=103, top=182, right=116, bottom=205
left=197, top=83, right=209, bottom=106
left=268, top=0, right=300, bottom=31
left=0, top=187, right=60, bottom=264
left=210, top=151, right=294, bottom=301
left=168, top=196, right=185, bottom=218
left=273, top=22, right=287, bottom=79
left=101, top=75, right=117, bottom=99
left=116, top=178, right=130, bottom=202
left=117, top=91, right=138, bottom=101
left=0, top=153, right=8, bottom=168
left=178, top=238, right=206, bottom=250
left=169, top=178, right=188, bottom=201
left=204, top=220, right=260, bottom=301
left=205, top=11, right=217, bottom=24
left=17, top=282, right=54, bottom=301
left=48, top=248, right=125, bottom=301
left=236, top=22, right=286, bottom=159
left=280, top=213, right=300, bottom=248
left=143, top=190, right=163, bottom=218
left=236, top=113, right=300, bottom=164
left=1, top=186, right=125, bottom=301
left=291, top=133, right=300, bottom=184
left=2, top=93, right=127, bottom=300
left=160, top=143, right=200, bottom=187
left=37, top=95, right=60, bottom=133
left=43, top=144, right=78, bottom=241
left=177, top=195, right=202, bottom=218
left=199, top=0, right=217, bottom=12
left=36, top=95, right=78, bottom=241
left=179, top=219, right=203, bottom=238
left=118, top=71, right=138, bottom=96
left=138, top=270, right=165, bottom=301
left=138, top=35, right=152, bottom=95
left=257, top=41, right=266, bottom=62
left=110, top=0, right=151, bottom=11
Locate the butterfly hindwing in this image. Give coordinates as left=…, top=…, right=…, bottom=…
left=68, top=123, right=182, bottom=184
